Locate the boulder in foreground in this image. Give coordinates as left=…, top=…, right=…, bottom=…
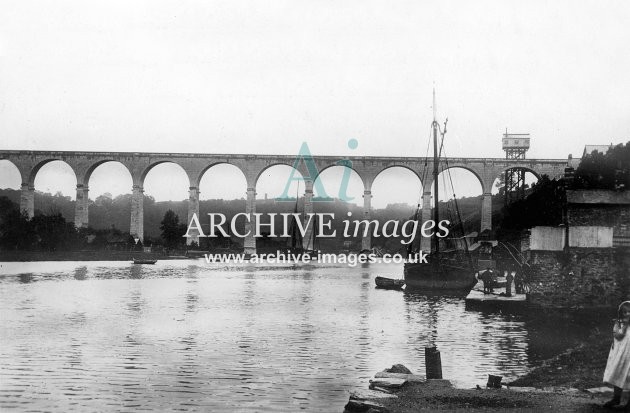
left=384, top=364, right=412, bottom=374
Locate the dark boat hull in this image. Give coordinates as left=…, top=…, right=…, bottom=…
left=375, top=276, right=405, bottom=290
left=133, top=259, right=157, bottom=264
left=404, top=258, right=476, bottom=291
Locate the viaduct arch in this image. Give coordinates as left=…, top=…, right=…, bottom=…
left=0, top=150, right=570, bottom=253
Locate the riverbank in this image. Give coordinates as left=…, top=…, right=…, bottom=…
left=354, top=380, right=611, bottom=412
left=0, top=250, right=196, bottom=261
left=347, top=314, right=621, bottom=412
left=509, top=321, right=611, bottom=390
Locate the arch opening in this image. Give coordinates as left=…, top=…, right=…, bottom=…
left=372, top=166, right=423, bottom=210
left=199, top=163, right=248, bottom=201
left=256, top=164, right=305, bottom=202
left=88, top=161, right=133, bottom=199
left=492, top=168, right=540, bottom=198
left=87, top=161, right=134, bottom=233
left=197, top=164, right=249, bottom=249
left=492, top=169, right=556, bottom=236
left=311, top=165, right=365, bottom=252
left=254, top=162, right=299, bottom=193
left=252, top=165, right=307, bottom=253
left=0, top=160, right=23, bottom=217
left=370, top=167, right=424, bottom=255
left=32, top=160, right=77, bottom=221
left=143, top=162, right=190, bottom=240
left=433, top=167, right=484, bottom=234
left=143, top=162, right=190, bottom=202
left=0, top=160, right=22, bottom=190
left=313, top=165, right=364, bottom=206
left=433, top=167, right=483, bottom=201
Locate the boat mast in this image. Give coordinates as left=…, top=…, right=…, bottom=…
left=432, top=88, right=439, bottom=255
left=289, top=183, right=302, bottom=249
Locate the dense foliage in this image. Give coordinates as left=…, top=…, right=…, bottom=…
left=1, top=188, right=490, bottom=253
left=496, top=176, right=565, bottom=236
left=574, top=141, right=630, bottom=190
left=0, top=203, right=83, bottom=251
left=160, top=209, right=187, bottom=250
left=497, top=140, right=629, bottom=236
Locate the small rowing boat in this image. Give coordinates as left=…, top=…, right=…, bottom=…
left=375, top=276, right=405, bottom=290
left=133, top=258, right=157, bottom=264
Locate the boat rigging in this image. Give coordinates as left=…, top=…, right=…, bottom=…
left=403, top=90, right=477, bottom=292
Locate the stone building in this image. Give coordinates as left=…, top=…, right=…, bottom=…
left=524, top=190, right=630, bottom=308
left=567, top=190, right=630, bottom=248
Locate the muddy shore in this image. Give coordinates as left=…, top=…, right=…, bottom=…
left=347, top=314, right=624, bottom=412
left=365, top=380, right=612, bottom=412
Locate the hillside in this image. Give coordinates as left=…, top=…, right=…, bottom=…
left=0, top=188, right=505, bottom=251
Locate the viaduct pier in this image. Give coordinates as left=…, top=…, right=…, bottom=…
left=0, top=150, right=569, bottom=253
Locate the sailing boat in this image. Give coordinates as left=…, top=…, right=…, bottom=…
left=303, top=214, right=320, bottom=255
left=404, top=91, right=477, bottom=291
left=286, top=193, right=305, bottom=255
left=286, top=191, right=319, bottom=256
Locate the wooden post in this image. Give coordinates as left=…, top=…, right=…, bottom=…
left=425, top=346, right=443, bottom=379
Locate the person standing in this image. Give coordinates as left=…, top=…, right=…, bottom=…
left=480, top=269, right=491, bottom=294
left=514, top=270, right=523, bottom=294
left=603, top=301, right=630, bottom=409
left=505, top=271, right=514, bottom=297
left=479, top=268, right=492, bottom=294
left=484, top=268, right=494, bottom=294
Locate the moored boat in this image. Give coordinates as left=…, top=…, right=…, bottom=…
left=375, top=276, right=405, bottom=290
left=284, top=189, right=320, bottom=259
left=133, top=258, right=157, bottom=264
left=404, top=90, right=477, bottom=292
left=404, top=259, right=476, bottom=290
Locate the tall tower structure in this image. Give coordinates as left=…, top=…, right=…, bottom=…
left=502, top=129, right=530, bottom=206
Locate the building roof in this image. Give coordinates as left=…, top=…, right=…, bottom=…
left=582, top=144, right=613, bottom=157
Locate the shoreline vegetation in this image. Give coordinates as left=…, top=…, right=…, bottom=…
left=0, top=250, right=192, bottom=262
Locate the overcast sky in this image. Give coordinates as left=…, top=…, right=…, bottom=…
left=1, top=1, right=629, bottom=207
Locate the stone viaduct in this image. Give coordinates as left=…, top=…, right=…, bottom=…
left=0, top=150, right=570, bottom=253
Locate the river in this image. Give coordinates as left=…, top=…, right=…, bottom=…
left=0, top=260, right=588, bottom=412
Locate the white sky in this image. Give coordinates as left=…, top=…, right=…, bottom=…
left=1, top=1, right=629, bottom=207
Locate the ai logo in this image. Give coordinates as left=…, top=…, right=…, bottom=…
left=276, top=139, right=359, bottom=202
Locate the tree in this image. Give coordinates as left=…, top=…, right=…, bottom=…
left=0, top=209, right=36, bottom=250
left=31, top=213, right=80, bottom=251
left=160, top=209, right=184, bottom=250
left=494, top=173, right=506, bottom=196
left=575, top=141, right=630, bottom=190
left=0, top=196, right=16, bottom=219
left=497, top=175, right=565, bottom=236
left=496, top=141, right=629, bottom=238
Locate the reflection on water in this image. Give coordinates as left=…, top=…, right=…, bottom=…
left=0, top=261, right=588, bottom=412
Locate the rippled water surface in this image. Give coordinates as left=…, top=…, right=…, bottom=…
left=0, top=260, right=585, bottom=412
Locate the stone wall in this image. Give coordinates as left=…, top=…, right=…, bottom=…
left=568, top=204, right=629, bottom=228
left=527, top=248, right=628, bottom=308
left=567, top=192, right=630, bottom=247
